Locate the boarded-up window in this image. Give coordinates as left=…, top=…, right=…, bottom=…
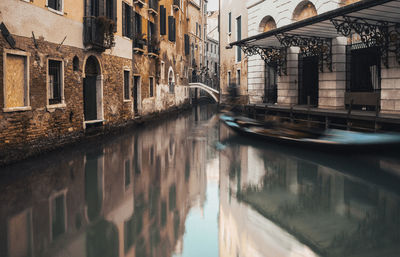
left=5, top=54, right=28, bottom=108
left=168, top=16, right=176, bottom=42
left=48, top=60, right=63, bottom=105
left=160, top=5, right=166, bottom=35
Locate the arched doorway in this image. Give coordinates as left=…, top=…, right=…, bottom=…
left=168, top=67, right=175, bottom=93
left=259, top=16, right=278, bottom=104
left=84, top=56, right=103, bottom=121
left=293, top=1, right=319, bottom=106
left=292, top=1, right=317, bottom=21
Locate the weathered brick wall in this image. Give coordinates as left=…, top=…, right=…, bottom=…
left=0, top=34, right=134, bottom=163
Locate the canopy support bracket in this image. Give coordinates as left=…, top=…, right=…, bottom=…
left=241, top=45, right=287, bottom=76
left=275, top=33, right=332, bottom=72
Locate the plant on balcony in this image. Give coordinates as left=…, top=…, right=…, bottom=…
left=96, top=16, right=115, bottom=48
left=148, top=37, right=160, bottom=55
left=133, top=33, right=147, bottom=49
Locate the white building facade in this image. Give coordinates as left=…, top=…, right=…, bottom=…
left=245, top=0, right=400, bottom=114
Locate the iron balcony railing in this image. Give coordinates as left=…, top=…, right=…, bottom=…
left=83, top=16, right=115, bottom=51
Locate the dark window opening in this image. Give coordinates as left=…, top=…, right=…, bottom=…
left=228, top=12, right=231, bottom=33
left=345, top=44, right=381, bottom=111
left=160, top=5, right=166, bottom=35
left=48, top=60, right=62, bottom=105
left=122, top=2, right=132, bottom=38
left=264, top=63, right=278, bottom=104
left=73, top=56, right=79, bottom=71
left=168, top=16, right=176, bottom=42
left=51, top=194, right=66, bottom=239
left=150, top=77, right=154, bottom=97
left=134, top=12, right=144, bottom=48
left=124, top=70, right=130, bottom=100
left=236, top=16, right=242, bottom=62
left=90, top=0, right=99, bottom=16
left=48, top=0, right=62, bottom=12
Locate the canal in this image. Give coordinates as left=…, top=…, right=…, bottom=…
left=1, top=104, right=400, bottom=257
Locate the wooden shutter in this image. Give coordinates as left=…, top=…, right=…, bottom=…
left=113, top=0, right=117, bottom=32
left=172, top=17, right=176, bottom=42
left=99, top=0, right=105, bottom=16
left=122, top=2, right=126, bottom=37
left=168, top=16, right=174, bottom=42
left=130, top=6, right=134, bottom=39
left=160, top=5, right=166, bottom=35
left=184, top=34, right=189, bottom=55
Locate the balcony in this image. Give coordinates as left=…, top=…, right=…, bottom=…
left=133, top=0, right=145, bottom=7
left=148, top=0, right=158, bottom=15
left=148, top=37, right=160, bottom=57
left=133, top=34, right=146, bottom=54
left=173, top=0, right=180, bottom=10
left=83, top=16, right=115, bottom=51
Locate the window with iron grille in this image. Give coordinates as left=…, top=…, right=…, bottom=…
left=124, top=70, right=130, bottom=100
left=48, top=60, right=62, bottom=105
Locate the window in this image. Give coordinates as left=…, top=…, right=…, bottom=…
left=184, top=34, right=190, bottom=55
left=90, top=0, right=100, bottom=16
left=48, top=59, right=63, bottom=105
left=73, top=56, right=79, bottom=71
left=124, top=70, right=130, bottom=100
left=125, top=159, right=131, bottom=189
left=168, top=16, right=176, bottom=42
left=3, top=50, right=30, bottom=111
left=50, top=191, right=67, bottom=240
left=134, top=12, right=143, bottom=48
left=168, top=69, right=175, bottom=93
left=161, top=61, right=165, bottom=81
left=149, top=77, right=154, bottom=97
left=236, top=16, right=242, bottom=62
left=196, top=22, right=198, bottom=36
left=227, top=71, right=231, bottom=86
left=47, top=0, right=63, bottom=13
left=237, top=69, right=241, bottom=86
left=160, top=5, right=166, bottom=35
left=106, top=0, right=117, bottom=27
left=199, top=25, right=201, bottom=38
left=122, top=2, right=132, bottom=38
left=228, top=12, right=231, bottom=34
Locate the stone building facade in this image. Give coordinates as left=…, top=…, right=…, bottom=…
left=187, top=0, right=208, bottom=82
left=0, top=0, right=198, bottom=160
left=243, top=0, right=400, bottom=114
left=219, top=0, right=248, bottom=103
left=205, top=10, right=219, bottom=90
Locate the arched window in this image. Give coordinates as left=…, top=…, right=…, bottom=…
left=259, top=16, right=277, bottom=33
left=340, top=0, right=360, bottom=6
left=73, top=56, right=79, bottom=71
left=168, top=68, right=175, bottom=93
left=292, top=1, right=317, bottom=21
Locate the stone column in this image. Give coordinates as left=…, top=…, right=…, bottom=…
left=278, top=47, right=299, bottom=105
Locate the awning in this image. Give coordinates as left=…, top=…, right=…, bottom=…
left=230, top=0, right=400, bottom=74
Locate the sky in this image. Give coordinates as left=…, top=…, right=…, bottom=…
left=208, top=0, right=218, bottom=11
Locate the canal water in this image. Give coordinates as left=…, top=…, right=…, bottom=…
left=1, top=104, right=400, bottom=257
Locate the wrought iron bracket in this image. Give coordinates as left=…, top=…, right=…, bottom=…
left=275, top=33, right=332, bottom=72
left=240, top=44, right=287, bottom=76
left=330, top=15, right=400, bottom=68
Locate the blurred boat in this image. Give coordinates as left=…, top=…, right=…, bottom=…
left=220, top=114, right=400, bottom=150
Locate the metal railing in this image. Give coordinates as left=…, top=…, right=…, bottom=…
left=83, top=16, right=115, bottom=50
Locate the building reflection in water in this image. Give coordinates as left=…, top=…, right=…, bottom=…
left=219, top=124, right=400, bottom=257
left=0, top=105, right=217, bottom=257
left=2, top=104, right=400, bottom=257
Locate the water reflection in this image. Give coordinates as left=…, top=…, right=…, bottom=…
left=1, top=105, right=400, bottom=257
left=219, top=125, right=400, bottom=257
